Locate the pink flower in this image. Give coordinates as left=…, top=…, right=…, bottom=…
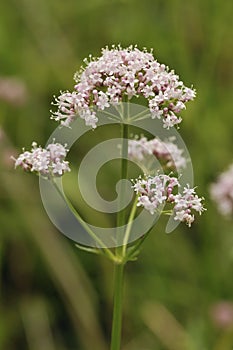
left=13, top=141, right=70, bottom=178
left=128, top=136, right=187, bottom=170
left=210, top=301, right=233, bottom=329
left=0, top=77, right=27, bottom=106
left=210, top=164, right=233, bottom=216
left=51, top=45, right=196, bottom=129
left=132, top=174, right=205, bottom=226
left=173, top=185, right=205, bottom=227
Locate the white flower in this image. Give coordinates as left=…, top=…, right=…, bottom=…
left=96, top=91, right=110, bottom=110
left=47, top=143, right=67, bottom=160
left=84, top=112, right=98, bottom=128
left=52, top=161, right=70, bottom=176
left=174, top=210, right=194, bottom=227
left=163, top=113, right=182, bottom=129
left=142, top=85, right=155, bottom=98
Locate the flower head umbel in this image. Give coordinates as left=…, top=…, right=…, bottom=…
left=13, top=141, right=70, bottom=178
left=51, top=45, right=196, bottom=129
left=128, top=136, right=187, bottom=171
left=210, top=163, right=233, bottom=216
left=133, top=174, right=205, bottom=227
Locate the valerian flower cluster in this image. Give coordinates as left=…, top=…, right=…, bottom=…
left=210, top=163, right=233, bottom=216
left=51, top=45, right=195, bottom=129
left=13, top=45, right=204, bottom=227
left=128, top=136, right=186, bottom=170
left=13, top=142, right=70, bottom=178
left=133, top=174, right=205, bottom=227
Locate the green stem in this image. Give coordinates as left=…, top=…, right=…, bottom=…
left=125, top=226, right=153, bottom=261
left=110, top=263, right=125, bottom=350
left=51, top=179, right=116, bottom=262
left=122, top=195, right=138, bottom=257
left=116, top=122, right=129, bottom=229
left=110, top=118, right=129, bottom=349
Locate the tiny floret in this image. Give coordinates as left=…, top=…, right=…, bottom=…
left=13, top=141, right=70, bottom=178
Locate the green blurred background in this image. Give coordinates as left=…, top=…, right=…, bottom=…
left=1, top=0, right=233, bottom=349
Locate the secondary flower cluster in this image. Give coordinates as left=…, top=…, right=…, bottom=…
left=132, top=174, right=205, bottom=226
left=51, top=45, right=195, bottom=129
left=210, top=163, right=233, bottom=216
left=13, top=141, right=70, bottom=178
left=128, top=136, right=186, bottom=170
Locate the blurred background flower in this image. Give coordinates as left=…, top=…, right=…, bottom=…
left=210, top=164, right=233, bottom=217
left=210, top=301, right=233, bottom=329
left=0, top=77, right=27, bottom=106
left=0, top=0, right=233, bottom=349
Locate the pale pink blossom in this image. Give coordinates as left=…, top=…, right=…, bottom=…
left=210, top=164, right=233, bottom=216
left=210, top=301, right=233, bottom=329
left=128, top=136, right=187, bottom=170
left=0, top=77, right=27, bottom=106
left=173, top=185, right=205, bottom=227
left=51, top=45, right=195, bottom=129
left=132, top=174, right=205, bottom=226
left=13, top=141, right=70, bottom=178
